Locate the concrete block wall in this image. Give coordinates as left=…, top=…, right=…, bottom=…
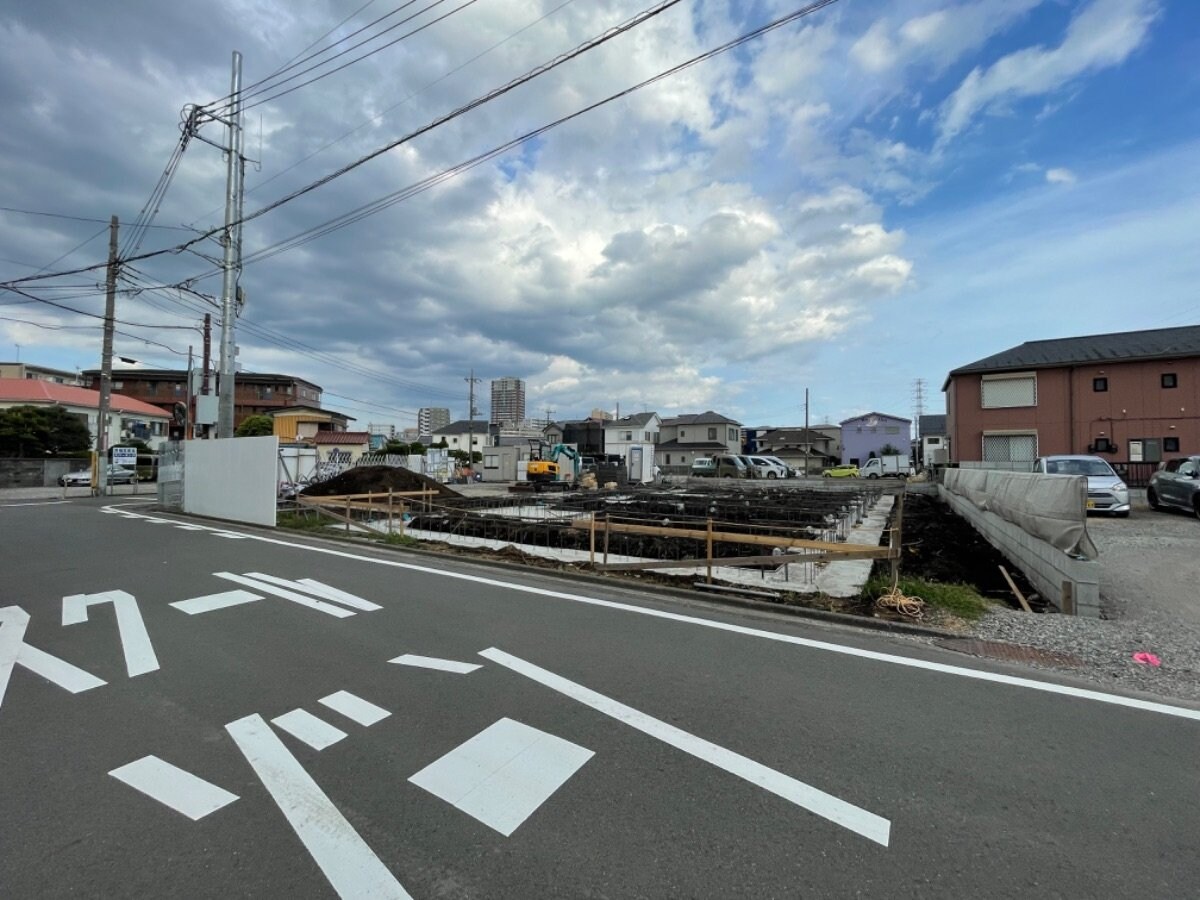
left=939, top=485, right=1100, bottom=617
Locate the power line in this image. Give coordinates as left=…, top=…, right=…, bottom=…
left=0, top=205, right=195, bottom=230
left=263, top=0, right=381, bottom=83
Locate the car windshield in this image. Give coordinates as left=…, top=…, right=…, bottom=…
left=1047, top=459, right=1115, bottom=477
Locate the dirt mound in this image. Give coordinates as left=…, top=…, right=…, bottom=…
left=300, top=465, right=459, bottom=499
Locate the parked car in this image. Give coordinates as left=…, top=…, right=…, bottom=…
left=760, top=455, right=796, bottom=477
left=690, top=455, right=749, bottom=478
left=1147, top=455, right=1200, bottom=519
left=1032, top=454, right=1130, bottom=517
left=59, top=464, right=136, bottom=487
left=747, top=455, right=789, bottom=479
left=822, top=464, right=859, bottom=478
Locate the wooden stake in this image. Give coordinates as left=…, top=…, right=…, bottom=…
left=603, top=515, right=610, bottom=565
left=589, top=512, right=596, bottom=566
left=999, top=565, right=1033, bottom=613
left=706, top=517, right=713, bottom=584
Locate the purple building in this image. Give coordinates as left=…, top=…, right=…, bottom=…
left=839, top=412, right=912, bottom=465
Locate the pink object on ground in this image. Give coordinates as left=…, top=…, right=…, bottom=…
left=1132, top=652, right=1162, bottom=667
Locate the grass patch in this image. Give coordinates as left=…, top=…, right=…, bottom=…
left=377, top=532, right=421, bottom=548
left=863, top=575, right=988, bottom=621
left=276, top=510, right=337, bottom=532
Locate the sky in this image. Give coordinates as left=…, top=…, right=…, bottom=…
left=1, top=0, right=1198, bottom=433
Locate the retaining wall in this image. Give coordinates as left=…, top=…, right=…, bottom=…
left=938, top=484, right=1100, bottom=617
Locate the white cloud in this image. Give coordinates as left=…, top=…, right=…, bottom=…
left=1045, top=167, right=1076, bottom=184
left=936, top=0, right=1160, bottom=147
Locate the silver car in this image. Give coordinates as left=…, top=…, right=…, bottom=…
left=1147, top=455, right=1200, bottom=519
left=1032, top=455, right=1130, bottom=517
left=59, top=464, right=136, bottom=486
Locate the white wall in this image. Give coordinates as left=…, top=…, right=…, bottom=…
left=184, top=435, right=278, bottom=527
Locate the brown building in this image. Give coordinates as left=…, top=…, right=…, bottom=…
left=81, top=368, right=323, bottom=427
left=944, top=325, right=1200, bottom=468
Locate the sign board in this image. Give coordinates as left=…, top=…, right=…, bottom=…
left=113, top=447, right=137, bottom=467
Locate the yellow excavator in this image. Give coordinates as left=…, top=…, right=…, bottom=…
left=527, top=441, right=581, bottom=484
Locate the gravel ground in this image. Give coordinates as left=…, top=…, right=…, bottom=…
left=964, top=489, right=1200, bottom=705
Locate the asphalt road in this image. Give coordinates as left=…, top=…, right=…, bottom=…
left=2, top=496, right=1198, bottom=899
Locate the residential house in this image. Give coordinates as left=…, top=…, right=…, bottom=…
left=917, top=414, right=949, bottom=468
left=311, top=431, right=371, bottom=469
left=0, top=362, right=82, bottom=385
left=840, top=412, right=912, bottom=465
left=655, top=411, right=742, bottom=471
left=757, top=427, right=840, bottom=475
left=82, top=368, right=323, bottom=429
left=269, top=405, right=353, bottom=442
left=431, top=420, right=490, bottom=457
left=0, top=378, right=171, bottom=450
left=604, top=412, right=660, bottom=481
left=944, top=325, right=1200, bottom=469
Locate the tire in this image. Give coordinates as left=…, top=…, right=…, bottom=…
left=867, top=473, right=879, bottom=479
left=1194, top=497, right=1200, bottom=521
left=1147, top=486, right=1162, bottom=511
left=822, top=473, right=831, bottom=478
left=767, top=472, right=777, bottom=479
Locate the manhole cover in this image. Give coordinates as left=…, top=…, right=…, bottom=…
left=935, top=638, right=1083, bottom=668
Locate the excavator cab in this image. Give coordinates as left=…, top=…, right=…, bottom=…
left=527, top=440, right=560, bottom=483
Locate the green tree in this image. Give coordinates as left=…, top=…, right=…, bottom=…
left=235, top=414, right=274, bottom=437
left=408, top=441, right=426, bottom=455
left=384, top=439, right=410, bottom=455
left=0, top=405, right=92, bottom=457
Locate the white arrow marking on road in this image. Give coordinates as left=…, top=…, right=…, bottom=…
left=110, top=755, right=239, bottom=820
left=227, top=713, right=412, bottom=900
left=244, top=574, right=382, bottom=612
left=62, top=590, right=160, bottom=677
left=480, top=647, right=892, bottom=847
left=214, top=573, right=355, bottom=618
left=272, top=709, right=348, bottom=750
left=389, top=654, right=481, bottom=674
left=170, top=589, right=262, bottom=616
left=0, top=606, right=105, bottom=711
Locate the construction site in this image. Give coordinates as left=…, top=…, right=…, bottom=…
left=294, top=466, right=904, bottom=602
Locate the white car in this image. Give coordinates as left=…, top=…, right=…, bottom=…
left=59, top=464, right=136, bottom=487
left=1032, top=454, right=1130, bottom=517
left=747, top=455, right=789, bottom=479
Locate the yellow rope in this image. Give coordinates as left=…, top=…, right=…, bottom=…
left=875, top=575, right=925, bottom=620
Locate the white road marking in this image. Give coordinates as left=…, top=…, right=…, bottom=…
left=61, top=590, right=159, bottom=677
left=0, top=500, right=69, bottom=508
left=213, top=532, right=247, bottom=539
left=170, top=590, right=262, bottom=616
left=318, top=690, right=390, bottom=726
left=481, top=647, right=892, bottom=847
left=0, top=606, right=106, bottom=710
left=109, top=755, right=238, bottom=821
left=174, top=524, right=206, bottom=531
left=214, top=573, right=354, bottom=618
left=389, top=654, right=481, bottom=674
left=410, top=717, right=592, bottom=837
left=239, top=574, right=381, bottom=612
left=226, top=713, right=412, bottom=900
left=272, top=709, right=348, bottom=750
left=102, top=506, right=1200, bottom=724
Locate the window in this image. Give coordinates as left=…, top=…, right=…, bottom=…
left=623, top=431, right=632, bottom=441
left=644, top=431, right=652, bottom=441
left=728, top=428, right=737, bottom=441
left=927, top=436, right=941, bottom=445
left=885, top=426, right=900, bottom=434
left=1163, top=437, right=1180, bottom=453
left=1128, top=439, right=1161, bottom=463
left=982, top=432, right=1038, bottom=464
left=981, top=372, right=1037, bottom=408
left=1162, top=373, right=1177, bottom=389
left=708, top=427, right=718, bottom=440
left=679, top=430, right=686, bottom=438
left=665, top=454, right=671, bottom=465
left=484, top=454, right=499, bottom=469
left=1093, top=377, right=1107, bottom=392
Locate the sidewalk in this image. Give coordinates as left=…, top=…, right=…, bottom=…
left=0, top=484, right=151, bottom=502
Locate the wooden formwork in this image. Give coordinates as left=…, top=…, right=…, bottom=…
left=297, top=490, right=439, bottom=535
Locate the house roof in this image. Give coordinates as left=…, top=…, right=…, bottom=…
left=838, top=412, right=911, bottom=426
left=946, top=325, right=1200, bottom=382
left=0, top=379, right=170, bottom=418
left=433, top=419, right=489, bottom=436
left=660, top=410, right=742, bottom=427
left=311, top=431, right=371, bottom=445
left=761, top=427, right=832, bottom=443
left=608, top=411, right=658, bottom=428
left=82, top=368, right=323, bottom=389
left=655, top=439, right=730, bottom=452
left=268, top=405, right=353, bottom=421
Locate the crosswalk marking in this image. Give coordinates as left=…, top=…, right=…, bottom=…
left=170, top=590, right=262, bottom=616
left=318, top=690, right=390, bottom=726
left=389, top=654, right=481, bottom=674
left=271, top=709, right=348, bottom=751
left=109, top=755, right=238, bottom=821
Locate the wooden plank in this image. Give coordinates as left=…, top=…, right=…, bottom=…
left=568, top=517, right=876, bottom=553
left=594, top=548, right=893, bottom=572
left=999, top=565, right=1033, bottom=613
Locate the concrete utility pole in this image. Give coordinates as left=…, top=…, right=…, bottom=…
left=217, top=50, right=244, bottom=439
left=804, top=386, right=810, bottom=478
left=95, top=215, right=119, bottom=496
left=465, top=369, right=481, bottom=464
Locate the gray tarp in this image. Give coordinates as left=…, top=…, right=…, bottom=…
left=943, top=469, right=1098, bottom=560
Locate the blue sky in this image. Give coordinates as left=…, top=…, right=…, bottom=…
left=1, top=0, right=1197, bottom=433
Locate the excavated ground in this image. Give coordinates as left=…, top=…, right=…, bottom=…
left=299, top=465, right=459, bottom=499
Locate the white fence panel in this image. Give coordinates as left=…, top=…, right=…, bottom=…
left=184, top=436, right=278, bottom=527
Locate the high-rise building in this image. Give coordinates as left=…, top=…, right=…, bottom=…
left=418, top=407, right=450, bottom=435
left=490, top=376, right=525, bottom=429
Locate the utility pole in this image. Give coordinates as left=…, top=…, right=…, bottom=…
left=465, top=369, right=481, bottom=464
left=544, top=407, right=555, bottom=428
left=216, top=50, right=244, bottom=439
left=912, top=378, right=926, bottom=465
left=95, top=215, right=119, bottom=496
left=804, top=386, right=810, bottom=478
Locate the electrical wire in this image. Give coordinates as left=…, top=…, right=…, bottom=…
left=262, top=0, right=381, bottom=83
left=0, top=206, right=194, bottom=230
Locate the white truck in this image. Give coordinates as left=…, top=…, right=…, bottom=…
left=859, top=455, right=914, bottom=479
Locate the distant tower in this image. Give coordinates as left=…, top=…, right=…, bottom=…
left=490, top=376, right=526, bottom=429
left=418, top=407, right=450, bottom=435
left=912, top=378, right=926, bottom=441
